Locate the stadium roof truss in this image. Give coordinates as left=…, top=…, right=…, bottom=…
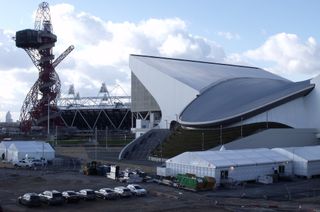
left=56, top=87, right=132, bottom=131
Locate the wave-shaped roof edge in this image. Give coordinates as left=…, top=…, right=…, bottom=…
left=130, top=54, right=263, bottom=69
left=130, top=54, right=289, bottom=92
left=179, top=78, right=315, bottom=128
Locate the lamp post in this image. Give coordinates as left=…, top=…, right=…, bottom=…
left=42, top=141, right=44, bottom=161
left=55, top=126, right=58, bottom=146
left=47, top=96, right=50, bottom=140
left=160, top=139, right=163, bottom=162
left=292, top=148, right=295, bottom=175
left=220, top=125, right=223, bottom=146
left=105, top=126, right=108, bottom=150
left=240, top=117, right=243, bottom=137
left=95, top=127, right=97, bottom=160
left=201, top=132, right=204, bottom=151
left=266, top=111, right=269, bottom=128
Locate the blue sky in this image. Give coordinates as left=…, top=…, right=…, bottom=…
left=1, top=0, right=319, bottom=53
left=0, top=0, right=319, bottom=121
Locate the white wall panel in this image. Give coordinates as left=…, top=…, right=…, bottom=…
left=130, top=57, right=198, bottom=128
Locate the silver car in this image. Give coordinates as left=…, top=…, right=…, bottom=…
left=95, top=188, right=119, bottom=200
left=114, top=186, right=132, bottom=197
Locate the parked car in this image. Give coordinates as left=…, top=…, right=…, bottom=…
left=127, top=184, right=147, bottom=196
left=18, top=193, right=41, bottom=207
left=95, top=188, right=119, bottom=200
left=77, top=189, right=96, bottom=201
left=13, top=160, right=34, bottom=168
left=62, top=191, right=80, bottom=203
left=30, top=159, right=47, bottom=166
left=114, top=186, right=132, bottom=197
left=39, top=190, right=64, bottom=205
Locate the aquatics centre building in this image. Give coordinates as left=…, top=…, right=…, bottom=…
left=119, top=54, right=320, bottom=160
left=130, top=54, right=317, bottom=131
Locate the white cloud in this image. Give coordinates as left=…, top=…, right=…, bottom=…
left=0, top=3, right=226, bottom=122
left=217, top=31, right=240, bottom=40
left=49, top=3, right=226, bottom=97
left=243, top=33, right=320, bottom=79
left=0, top=29, right=33, bottom=70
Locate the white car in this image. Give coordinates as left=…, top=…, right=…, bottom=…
left=13, top=160, right=34, bottom=168
left=30, top=159, right=47, bottom=166
left=114, top=186, right=132, bottom=197
left=127, top=184, right=147, bottom=196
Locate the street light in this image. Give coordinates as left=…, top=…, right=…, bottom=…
left=105, top=126, right=108, bottom=150
left=201, top=132, right=204, bottom=151
left=220, top=125, right=223, bottom=145
left=95, top=127, right=97, bottom=160
left=47, top=96, right=50, bottom=140
left=160, top=139, right=163, bottom=162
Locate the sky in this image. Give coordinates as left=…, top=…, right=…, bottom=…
left=0, top=0, right=320, bottom=122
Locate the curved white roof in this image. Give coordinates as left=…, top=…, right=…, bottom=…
left=273, top=146, right=320, bottom=162
left=180, top=78, right=314, bottom=127
left=166, top=148, right=290, bottom=168
left=130, top=55, right=287, bottom=92
left=8, top=141, right=54, bottom=152
left=130, top=55, right=316, bottom=129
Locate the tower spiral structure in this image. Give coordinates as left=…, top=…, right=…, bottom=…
left=15, top=2, right=74, bottom=132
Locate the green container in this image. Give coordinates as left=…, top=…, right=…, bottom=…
left=176, top=174, right=199, bottom=190
left=176, top=174, right=216, bottom=191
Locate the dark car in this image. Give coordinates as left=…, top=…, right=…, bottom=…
left=62, top=191, right=80, bottom=203
left=18, top=193, right=41, bottom=207
left=95, top=188, right=119, bottom=200
left=39, top=190, right=64, bottom=205
left=77, top=189, right=96, bottom=201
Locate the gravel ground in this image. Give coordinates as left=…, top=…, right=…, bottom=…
left=1, top=147, right=320, bottom=211
left=1, top=167, right=320, bottom=212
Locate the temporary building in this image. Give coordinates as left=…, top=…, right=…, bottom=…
left=273, top=145, right=320, bottom=178
left=7, top=141, right=55, bottom=162
left=0, top=141, right=18, bottom=160
left=165, top=148, right=292, bottom=185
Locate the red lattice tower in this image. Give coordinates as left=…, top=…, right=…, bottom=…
left=15, top=2, right=74, bottom=132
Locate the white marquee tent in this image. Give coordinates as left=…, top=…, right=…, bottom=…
left=0, top=141, right=18, bottom=160
left=273, top=145, right=320, bottom=178
left=165, top=148, right=292, bottom=185
left=6, top=141, right=55, bottom=162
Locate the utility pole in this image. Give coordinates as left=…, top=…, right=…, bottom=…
left=240, top=117, right=243, bottom=137
left=160, top=139, right=163, bottom=162
left=42, top=142, right=44, bottom=160
left=201, top=132, right=204, bottom=151
left=105, top=126, right=108, bottom=150
left=55, top=126, right=58, bottom=146
left=220, top=125, right=223, bottom=146
left=47, top=97, right=50, bottom=140
left=95, top=127, right=97, bottom=160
